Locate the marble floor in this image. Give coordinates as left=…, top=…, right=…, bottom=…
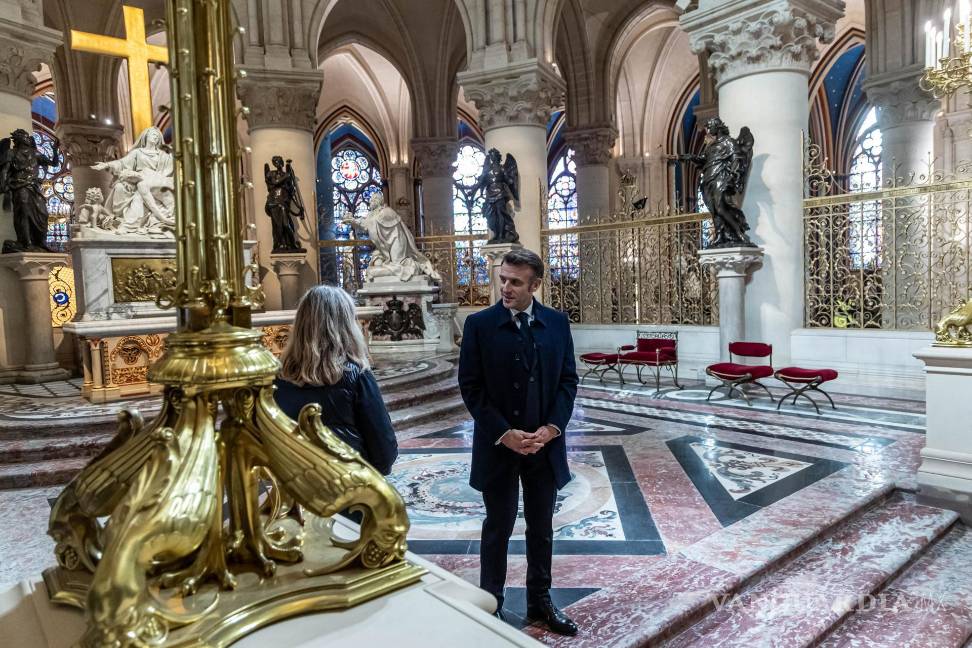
left=2, top=360, right=969, bottom=646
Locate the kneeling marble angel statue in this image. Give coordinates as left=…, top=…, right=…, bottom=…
left=342, top=192, right=441, bottom=283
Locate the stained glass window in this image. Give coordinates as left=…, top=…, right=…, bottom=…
left=546, top=148, right=578, bottom=281
left=452, top=143, right=488, bottom=295
left=31, top=130, right=73, bottom=250
left=331, top=146, right=382, bottom=288
left=848, top=107, right=882, bottom=269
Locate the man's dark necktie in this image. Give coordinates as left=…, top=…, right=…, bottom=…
left=516, top=311, right=536, bottom=370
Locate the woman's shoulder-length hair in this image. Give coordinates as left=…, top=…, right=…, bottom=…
left=278, top=285, right=370, bottom=387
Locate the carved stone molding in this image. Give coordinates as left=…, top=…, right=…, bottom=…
left=458, top=61, right=566, bottom=130
left=683, top=0, right=843, bottom=86
left=56, top=120, right=124, bottom=167
left=697, top=246, right=765, bottom=279
left=865, top=69, right=940, bottom=129
left=237, top=69, right=322, bottom=133
left=0, top=251, right=69, bottom=281
left=411, top=138, right=458, bottom=178
left=563, top=125, right=618, bottom=167
left=0, top=17, right=61, bottom=99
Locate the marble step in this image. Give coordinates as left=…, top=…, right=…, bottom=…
left=818, top=522, right=972, bottom=648
left=661, top=494, right=959, bottom=648
left=527, top=480, right=900, bottom=648
left=384, top=376, right=460, bottom=412
left=0, top=431, right=113, bottom=464
left=0, top=455, right=92, bottom=490
left=377, top=358, right=456, bottom=394
left=390, top=394, right=467, bottom=429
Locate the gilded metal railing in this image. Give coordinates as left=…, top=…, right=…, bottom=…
left=319, top=232, right=491, bottom=306
left=541, top=210, right=718, bottom=325
left=804, top=141, right=972, bottom=330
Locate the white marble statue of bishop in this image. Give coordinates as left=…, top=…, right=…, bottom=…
left=343, top=192, right=442, bottom=283
left=89, top=126, right=175, bottom=237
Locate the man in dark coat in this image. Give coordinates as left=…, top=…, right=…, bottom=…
left=457, top=248, right=578, bottom=636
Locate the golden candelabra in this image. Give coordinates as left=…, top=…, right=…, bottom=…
left=44, top=2, right=422, bottom=646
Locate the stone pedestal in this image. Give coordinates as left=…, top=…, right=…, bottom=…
left=0, top=252, right=70, bottom=383
left=698, top=246, right=764, bottom=361
left=67, top=237, right=258, bottom=320
left=914, top=346, right=972, bottom=523
left=482, top=242, right=523, bottom=305
left=271, top=252, right=307, bottom=310
left=358, top=276, right=441, bottom=354
left=431, top=302, right=460, bottom=352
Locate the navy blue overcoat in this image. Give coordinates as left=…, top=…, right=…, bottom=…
left=458, top=299, right=578, bottom=492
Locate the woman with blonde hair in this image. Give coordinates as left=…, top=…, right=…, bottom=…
left=274, top=285, right=397, bottom=475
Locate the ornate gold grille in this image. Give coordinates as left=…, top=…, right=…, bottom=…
left=319, top=232, right=491, bottom=307
left=804, top=141, right=972, bottom=330
left=542, top=210, right=718, bottom=325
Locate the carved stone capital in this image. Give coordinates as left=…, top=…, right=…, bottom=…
left=56, top=120, right=124, bottom=167
left=270, top=252, right=306, bottom=277
left=697, top=246, right=765, bottom=278
left=237, top=69, right=322, bottom=133
left=865, top=68, right=940, bottom=129
left=0, top=17, right=61, bottom=99
left=412, top=138, right=458, bottom=178
left=682, top=0, right=843, bottom=87
left=0, top=251, right=70, bottom=281
left=458, top=60, right=566, bottom=130
left=563, top=125, right=618, bottom=167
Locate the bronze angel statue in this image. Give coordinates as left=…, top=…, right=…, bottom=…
left=264, top=155, right=306, bottom=252
left=475, top=148, right=520, bottom=244
left=0, top=128, right=56, bottom=253
left=678, top=117, right=755, bottom=248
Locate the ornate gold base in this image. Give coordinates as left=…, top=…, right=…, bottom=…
left=45, top=514, right=426, bottom=647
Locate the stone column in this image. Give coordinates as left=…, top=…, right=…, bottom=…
left=682, top=0, right=844, bottom=366
left=412, top=137, right=458, bottom=301
left=387, top=164, right=414, bottom=227
left=412, top=137, right=457, bottom=237
left=865, top=70, right=939, bottom=184
left=271, top=253, right=306, bottom=310
left=866, top=73, right=939, bottom=328
left=0, top=252, right=71, bottom=383
left=0, top=11, right=61, bottom=373
left=563, top=125, right=617, bottom=222
left=56, top=119, right=123, bottom=203
left=459, top=61, right=565, bottom=267
left=698, top=247, right=765, bottom=361
left=564, top=125, right=618, bottom=322
left=238, top=68, right=322, bottom=311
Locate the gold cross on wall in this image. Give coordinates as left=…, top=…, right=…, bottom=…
left=70, top=5, right=169, bottom=136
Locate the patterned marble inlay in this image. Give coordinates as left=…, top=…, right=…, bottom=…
left=688, top=442, right=812, bottom=500
left=387, top=450, right=625, bottom=541
left=0, top=393, right=162, bottom=421
left=371, top=360, right=432, bottom=381
left=577, top=397, right=892, bottom=451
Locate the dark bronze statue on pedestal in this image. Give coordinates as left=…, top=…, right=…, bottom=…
left=475, top=148, right=520, bottom=244
left=677, top=117, right=755, bottom=248
left=0, top=128, right=55, bottom=253
left=264, top=155, right=306, bottom=253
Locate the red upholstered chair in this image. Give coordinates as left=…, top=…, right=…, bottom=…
left=705, top=342, right=775, bottom=405
left=774, top=367, right=838, bottom=414
left=617, top=330, right=683, bottom=391
left=578, top=351, right=622, bottom=384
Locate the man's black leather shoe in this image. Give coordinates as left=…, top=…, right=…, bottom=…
left=493, top=607, right=506, bottom=622
left=527, top=598, right=578, bottom=636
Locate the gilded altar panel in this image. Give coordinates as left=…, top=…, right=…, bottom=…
left=105, top=334, right=168, bottom=388
left=111, top=257, right=177, bottom=303
left=261, top=325, right=291, bottom=356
